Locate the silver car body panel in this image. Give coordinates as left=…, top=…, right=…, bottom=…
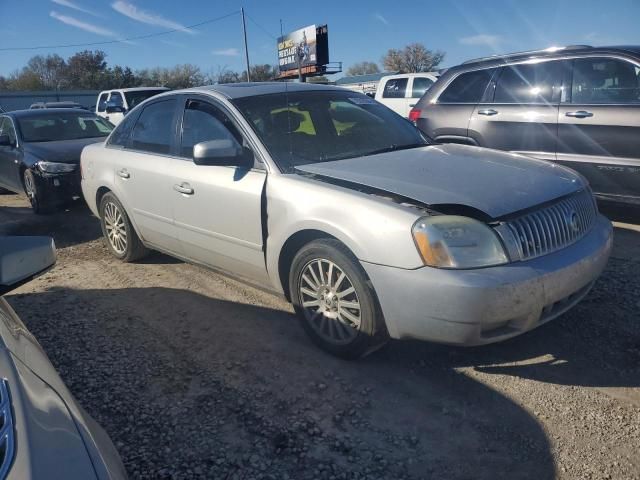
left=0, top=298, right=127, bottom=479
left=81, top=84, right=612, bottom=346
left=296, top=143, right=585, bottom=219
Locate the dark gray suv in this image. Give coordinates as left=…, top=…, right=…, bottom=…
left=411, top=45, right=640, bottom=209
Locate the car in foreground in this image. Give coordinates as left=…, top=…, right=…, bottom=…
left=411, top=44, right=640, bottom=210
left=374, top=72, right=439, bottom=117
left=95, top=87, right=169, bottom=126
left=81, top=83, right=612, bottom=358
left=0, top=236, right=127, bottom=479
left=0, top=108, right=114, bottom=213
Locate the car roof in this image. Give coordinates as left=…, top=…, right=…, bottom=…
left=182, top=82, right=344, bottom=100
left=5, top=108, right=96, bottom=118
left=104, top=87, right=170, bottom=93
left=379, top=72, right=440, bottom=80
left=458, top=45, right=640, bottom=69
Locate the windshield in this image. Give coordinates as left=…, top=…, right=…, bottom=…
left=232, top=90, right=429, bottom=171
left=17, top=112, right=114, bottom=142
left=124, top=90, right=167, bottom=109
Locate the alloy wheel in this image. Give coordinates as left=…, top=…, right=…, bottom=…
left=299, top=258, right=362, bottom=344
left=24, top=171, right=36, bottom=207
left=103, top=201, right=128, bottom=254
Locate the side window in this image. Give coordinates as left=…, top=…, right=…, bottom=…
left=438, top=69, right=494, bottom=103
left=494, top=62, right=561, bottom=104
left=180, top=100, right=243, bottom=158
left=571, top=58, right=640, bottom=104
left=107, top=109, right=138, bottom=147
left=97, top=93, right=109, bottom=113
left=109, top=92, right=124, bottom=107
left=382, top=78, right=408, bottom=99
left=0, top=118, right=17, bottom=144
left=130, top=99, right=177, bottom=154
left=411, top=77, right=434, bottom=98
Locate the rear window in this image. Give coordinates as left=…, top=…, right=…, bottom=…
left=494, top=62, right=562, bottom=104
left=411, top=77, right=434, bottom=98
left=382, top=78, right=408, bottom=98
left=438, top=69, right=494, bottom=103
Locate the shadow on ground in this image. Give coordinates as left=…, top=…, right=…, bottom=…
left=10, top=286, right=556, bottom=480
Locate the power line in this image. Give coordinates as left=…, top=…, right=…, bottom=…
left=245, top=13, right=277, bottom=40
left=0, top=10, right=241, bottom=52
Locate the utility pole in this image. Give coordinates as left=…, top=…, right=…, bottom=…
left=241, top=7, right=251, bottom=82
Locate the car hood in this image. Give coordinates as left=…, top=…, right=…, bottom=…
left=295, top=143, right=584, bottom=219
left=23, top=137, right=106, bottom=164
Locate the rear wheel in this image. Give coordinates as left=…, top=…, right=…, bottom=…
left=289, top=239, right=389, bottom=359
left=99, top=192, right=148, bottom=262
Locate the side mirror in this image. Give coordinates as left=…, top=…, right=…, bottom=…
left=193, top=139, right=252, bottom=167
left=0, top=135, right=13, bottom=147
left=0, top=237, right=57, bottom=295
left=105, top=104, right=126, bottom=114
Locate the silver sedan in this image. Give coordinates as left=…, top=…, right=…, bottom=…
left=81, top=83, right=612, bottom=359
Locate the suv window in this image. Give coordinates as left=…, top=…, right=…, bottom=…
left=109, top=92, right=125, bottom=108
left=411, top=77, right=434, bottom=98
left=382, top=78, right=408, bottom=98
left=494, top=61, right=561, bottom=104
left=130, top=99, right=176, bottom=154
left=180, top=100, right=242, bottom=158
left=439, top=69, right=494, bottom=103
left=571, top=58, right=640, bottom=104
left=97, top=93, right=109, bottom=113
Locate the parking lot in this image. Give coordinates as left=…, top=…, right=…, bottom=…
left=1, top=192, right=639, bottom=480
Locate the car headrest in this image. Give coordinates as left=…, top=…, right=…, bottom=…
left=271, top=110, right=304, bottom=134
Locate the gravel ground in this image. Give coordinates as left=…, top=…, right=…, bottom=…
left=1, top=193, right=639, bottom=480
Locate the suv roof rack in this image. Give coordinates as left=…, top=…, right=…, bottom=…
left=462, top=45, right=592, bottom=65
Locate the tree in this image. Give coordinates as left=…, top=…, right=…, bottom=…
left=109, top=65, right=137, bottom=89
left=214, top=67, right=241, bottom=84
left=307, top=75, right=329, bottom=84
left=25, top=54, right=67, bottom=89
left=66, top=50, right=110, bottom=89
left=243, top=64, right=278, bottom=82
left=381, top=43, right=445, bottom=73
left=346, top=61, right=380, bottom=76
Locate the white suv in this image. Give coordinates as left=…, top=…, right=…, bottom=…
left=374, top=73, right=439, bottom=117
left=96, top=87, right=169, bottom=125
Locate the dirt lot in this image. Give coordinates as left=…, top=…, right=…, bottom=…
left=1, top=193, right=639, bottom=480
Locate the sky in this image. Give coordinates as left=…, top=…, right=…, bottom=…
left=1, top=0, right=638, bottom=78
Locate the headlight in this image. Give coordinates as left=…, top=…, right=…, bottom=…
left=36, top=162, right=76, bottom=174
left=412, top=216, right=509, bottom=269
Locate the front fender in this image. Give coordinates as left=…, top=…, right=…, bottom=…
left=265, top=174, right=424, bottom=294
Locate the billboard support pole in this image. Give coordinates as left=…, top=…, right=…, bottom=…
left=241, top=7, right=251, bottom=82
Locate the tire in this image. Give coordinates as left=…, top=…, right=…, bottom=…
left=99, top=192, right=149, bottom=262
left=289, top=239, right=389, bottom=359
left=23, top=169, right=53, bottom=214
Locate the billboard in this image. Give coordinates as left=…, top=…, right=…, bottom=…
left=277, top=24, right=329, bottom=72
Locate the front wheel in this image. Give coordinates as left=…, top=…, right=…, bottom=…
left=289, top=239, right=389, bottom=359
left=99, top=192, right=149, bottom=262
left=23, top=169, right=51, bottom=214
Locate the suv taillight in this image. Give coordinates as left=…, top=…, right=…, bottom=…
left=409, top=108, right=421, bottom=123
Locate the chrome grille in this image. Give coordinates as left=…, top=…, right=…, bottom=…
left=498, top=190, right=597, bottom=261
left=0, top=380, right=15, bottom=479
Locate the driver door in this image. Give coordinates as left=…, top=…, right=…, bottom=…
left=170, top=96, right=269, bottom=284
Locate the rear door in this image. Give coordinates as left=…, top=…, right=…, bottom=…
left=170, top=96, right=268, bottom=283
left=109, top=97, right=182, bottom=254
left=557, top=56, right=640, bottom=202
left=0, top=117, right=21, bottom=191
left=468, top=60, right=563, bottom=161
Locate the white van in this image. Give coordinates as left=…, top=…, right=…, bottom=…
left=96, top=87, right=169, bottom=125
left=374, top=73, right=439, bottom=117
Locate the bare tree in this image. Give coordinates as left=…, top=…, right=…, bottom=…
left=382, top=43, right=445, bottom=73
left=346, top=61, right=380, bottom=76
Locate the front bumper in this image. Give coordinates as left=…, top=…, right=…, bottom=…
left=362, top=214, right=613, bottom=346
left=33, top=168, right=82, bottom=203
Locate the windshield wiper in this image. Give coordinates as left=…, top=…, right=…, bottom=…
left=363, top=143, right=428, bottom=157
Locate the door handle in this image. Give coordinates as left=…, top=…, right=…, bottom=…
left=117, top=169, right=130, bottom=179
left=173, top=183, right=194, bottom=195
left=409, top=103, right=416, bottom=107
left=477, top=109, right=499, bottom=116
left=565, top=110, right=593, bottom=118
